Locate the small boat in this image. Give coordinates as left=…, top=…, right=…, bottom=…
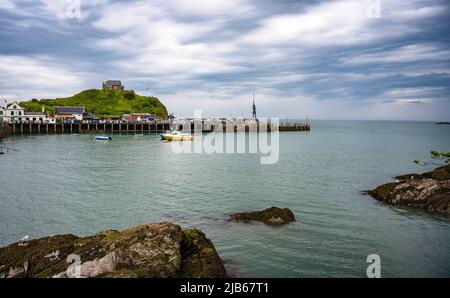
left=160, top=130, right=193, bottom=141
left=95, top=135, right=112, bottom=141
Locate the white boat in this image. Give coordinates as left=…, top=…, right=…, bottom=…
left=160, top=130, right=193, bottom=141
left=95, top=135, right=112, bottom=141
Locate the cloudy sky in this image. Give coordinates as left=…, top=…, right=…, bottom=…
left=1, top=0, right=449, bottom=120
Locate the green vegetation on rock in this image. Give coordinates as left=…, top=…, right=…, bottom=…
left=414, top=150, right=450, bottom=166
left=183, top=229, right=201, bottom=241
left=20, top=89, right=168, bottom=119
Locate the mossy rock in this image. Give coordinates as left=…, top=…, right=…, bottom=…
left=368, top=182, right=397, bottom=201
left=177, top=229, right=228, bottom=278
left=0, top=223, right=227, bottom=278
left=0, top=234, right=78, bottom=278
left=428, top=165, right=450, bottom=181
left=368, top=165, right=450, bottom=214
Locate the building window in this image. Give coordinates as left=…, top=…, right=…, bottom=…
left=18, top=111, right=22, bottom=116
left=11, top=111, right=14, bottom=116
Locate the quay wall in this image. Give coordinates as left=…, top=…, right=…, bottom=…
left=8, top=122, right=171, bottom=134
left=8, top=121, right=310, bottom=135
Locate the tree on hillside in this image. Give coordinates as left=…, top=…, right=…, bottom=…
left=124, top=90, right=135, bottom=100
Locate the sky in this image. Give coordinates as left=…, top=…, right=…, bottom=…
left=0, top=0, right=449, bottom=120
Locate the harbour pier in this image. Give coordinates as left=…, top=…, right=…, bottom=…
left=8, top=122, right=171, bottom=134
left=7, top=120, right=310, bottom=135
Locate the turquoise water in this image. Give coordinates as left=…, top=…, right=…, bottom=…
left=1, top=121, right=449, bottom=277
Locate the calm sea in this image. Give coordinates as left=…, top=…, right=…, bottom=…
left=1, top=120, right=449, bottom=277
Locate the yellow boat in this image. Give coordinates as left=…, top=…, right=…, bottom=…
left=160, top=131, right=194, bottom=141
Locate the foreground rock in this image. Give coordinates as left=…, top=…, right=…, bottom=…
left=230, top=207, right=296, bottom=225
left=0, top=222, right=227, bottom=278
left=368, top=165, right=450, bottom=215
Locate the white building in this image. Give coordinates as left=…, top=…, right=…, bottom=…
left=0, top=102, right=24, bottom=123
left=0, top=102, right=49, bottom=123
left=23, top=112, right=48, bottom=123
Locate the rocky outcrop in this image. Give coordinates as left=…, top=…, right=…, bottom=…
left=230, top=207, right=296, bottom=225
left=394, top=164, right=450, bottom=181
left=0, top=222, right=228, bottom=278
left=368, top=165, right=450, bottom=215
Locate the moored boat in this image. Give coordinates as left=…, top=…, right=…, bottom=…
left=160, top=131, right=193, bottom=141
left=95, top=135, right=112, bottom=141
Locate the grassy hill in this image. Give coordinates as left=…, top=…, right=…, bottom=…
left=20, top=89, right=168, bottom=119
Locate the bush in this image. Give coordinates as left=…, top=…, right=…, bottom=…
left=124, top=90, right=135, bottom=100
left=415, top=150, right=450, bottom=166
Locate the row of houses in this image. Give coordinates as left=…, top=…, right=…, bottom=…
left=0, top=102, right=53, bottom=124
left=0, top=102, right=156, bottom=124
left=0, top=103, right=86, bottom=124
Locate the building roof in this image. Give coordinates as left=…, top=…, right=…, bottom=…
left=55, top=106, right=86, bottom=115
left=6, top=102, right=23, bottom=109
left=24, top=112, right=45, bottom=115
left=103, top=80, right=123, bottom=86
